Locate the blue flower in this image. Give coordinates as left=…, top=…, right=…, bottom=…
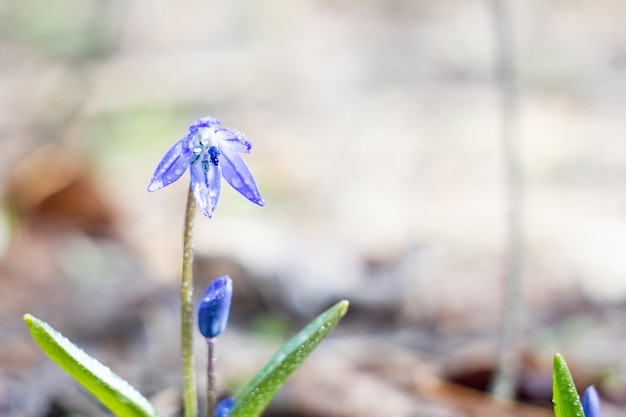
left=582, top=386, right=602, bottom=417
left=216, top=397, right=236, bottom=417
left=148, top=117, right=264, bottom=218
left=198, top=276, right=233, bottom=338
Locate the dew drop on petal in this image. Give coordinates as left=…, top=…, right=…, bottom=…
left=148, top=180, right=163, bottom=191
left=231, top=177, right=243, bottom=188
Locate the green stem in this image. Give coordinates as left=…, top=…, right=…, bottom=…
left=206, top=338, right=216, bottom=417
left=182, top=184, right=197, bottom=417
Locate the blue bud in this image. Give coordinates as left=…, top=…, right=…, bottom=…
left=582, top=386, right=602, bottom=417
left=198, top=276, right=233, bottom=338
left=216, top=396, right=236, bottom=417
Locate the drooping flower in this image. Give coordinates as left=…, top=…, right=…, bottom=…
left=216, top=396, right=236, bottom=417
left=582, top=385, right=602, bottom=417
left=148, top=117, right=264, bottom=218
left=198, top=276, right=233, bottom=338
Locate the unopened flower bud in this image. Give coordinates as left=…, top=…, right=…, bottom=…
left=198, top=276, right=233, bottom=338
left=216, top=396, right=235, bottom=417
left=582, top=386, right=602, bottom=417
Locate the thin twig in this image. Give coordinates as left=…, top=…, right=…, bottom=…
left=489, top=0, right=524, bottom=399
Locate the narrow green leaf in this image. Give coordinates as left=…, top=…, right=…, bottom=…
left=553, top=353, right=585, bottom=417
left=24, top=314, right=160, bottom=417
left=230, top=300, right=349, bottom=417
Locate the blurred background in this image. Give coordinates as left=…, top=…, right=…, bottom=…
left=2, top=0, right=626, bottom=416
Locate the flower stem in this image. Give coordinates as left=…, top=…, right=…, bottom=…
left=206, top=338, right=217, bottom=417
left=182, top=184, right=197, bottom=417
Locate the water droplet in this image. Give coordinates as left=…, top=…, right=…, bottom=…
left=231, top=177, right=243, bottom=188
left=148, top=180, right=163, bottom=191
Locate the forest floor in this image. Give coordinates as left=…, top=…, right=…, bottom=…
left=2, top=1, right=626, bottom=416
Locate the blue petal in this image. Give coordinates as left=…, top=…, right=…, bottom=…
left=215, top=128, right=252, bottom=153
left=582, top=386, right=602, bottom=417
left=148, top=138, right=193, bottom=192
left=190, top=157, right=222, bottom=218
left=189, top=116, right=221, bottom=133
left=220, top=148, right=264, bottom=206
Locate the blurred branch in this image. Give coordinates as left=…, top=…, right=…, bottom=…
left=488, top=0, right=525, bottom=399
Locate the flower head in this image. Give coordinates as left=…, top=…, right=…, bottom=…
left=582, top=385, right=602, bottom=417
left=216, top=397, right=236, bottom=417
left=148, top=117, right=264, bottom=218
left=198, top=276, right=233, bottom=338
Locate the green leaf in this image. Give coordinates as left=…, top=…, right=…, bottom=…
left=553, top=353, right=585, bottom=417
left=230, top=300, right=349, bottom=417
left=24, top=314, right=160, bottom=417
